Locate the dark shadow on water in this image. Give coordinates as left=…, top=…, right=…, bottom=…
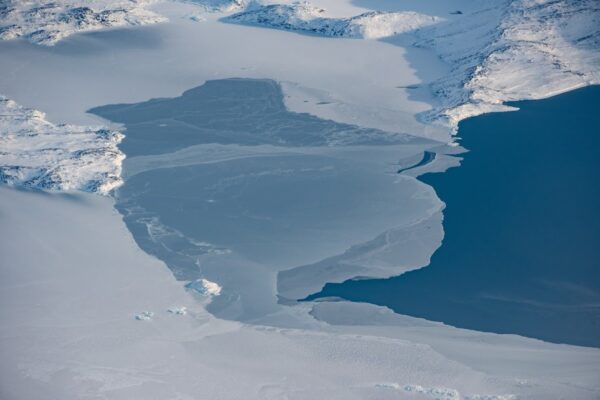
left=308, top=86, right=600, bottom=348
left=397, top=150, right=436, bottom=173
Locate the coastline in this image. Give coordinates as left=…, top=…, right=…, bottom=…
left=1, top=0, right=599, bottom=398
left=309, top=85, right=600, bottom=347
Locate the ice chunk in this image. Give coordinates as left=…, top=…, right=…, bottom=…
left=134, top=311, right=154, bottom=321
left=167, top=306, right=188, bottom=315
left=185, top=279, right=222, bottom=296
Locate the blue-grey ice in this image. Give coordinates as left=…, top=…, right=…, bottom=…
left=90, top=78, right=445, bottom=321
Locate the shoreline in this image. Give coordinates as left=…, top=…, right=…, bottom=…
left=310, top=85, right=600, bottom=348
left=1, top=0, right=599, bottom=397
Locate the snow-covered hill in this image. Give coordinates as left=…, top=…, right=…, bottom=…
left=223, top=3, right=441, bottom=39
left=0, top=96, right=124, bottom=194
left=0, top=0, right=254, bottom=45
left=417, top=0, right=600, bottom=130
left=1, top=0, right=598, bottom=194
left=224, top=0, right=599, bottom=131
left=0, top=0, right=167, bottom=45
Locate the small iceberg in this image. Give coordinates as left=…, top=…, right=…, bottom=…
left=185, top=278, right=222, bottom=296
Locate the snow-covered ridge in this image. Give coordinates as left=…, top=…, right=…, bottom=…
left=0, top=0, right=167, bottom=46
left=417, top=0, right=600, bottom=130
left=223, top=2, right=441, bottom=39
left=0, top=96, right=124, bottom=194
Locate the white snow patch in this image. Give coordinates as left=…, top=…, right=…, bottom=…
left=466, top=395, right=518, bottom=400
left=0, top=96, right=124, bottom=194
left=375, top=382, right=517, bottom=400
left=134, top=311, right=154, bottom=321
left=167, top=306, right=188, bottom=315
left=400, top=384, right=460, bottom=399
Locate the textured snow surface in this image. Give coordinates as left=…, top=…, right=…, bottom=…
left=224, top=2, right=441, bottom=39
left=1, top=187, right=599, bottom=399
left=0, top=96, right=124, bottom=194
left=376, top=383, right=517, bottom=400
left=417, top=0, right=600, bottom=129
left=0, top=0, right=168, bottom=45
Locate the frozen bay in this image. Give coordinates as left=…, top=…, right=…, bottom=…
left=91, top=78, right=446, bottom=322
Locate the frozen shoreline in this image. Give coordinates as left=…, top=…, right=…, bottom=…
left=1, top=0, right=600, bottom=397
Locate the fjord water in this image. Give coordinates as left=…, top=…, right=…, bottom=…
left=90, top=79, right=442, bottom=321
left=310, top=86, right=600, bottom=347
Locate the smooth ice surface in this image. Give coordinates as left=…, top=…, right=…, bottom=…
left=90, top=78, right=445, bottom=322
left=311, top=86, right=600, bottom=347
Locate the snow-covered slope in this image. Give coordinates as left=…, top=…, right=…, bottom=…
left=192, top=0, right=247, bottom=12
left=0, top=0, right=167, bottom=45
left=417, top=0, right=600, bottom=130
left=224, top=3, right=441, bottom=39
left=224, top=0, right=599, bottom=131
left=0, top=96, right=124, bottom=194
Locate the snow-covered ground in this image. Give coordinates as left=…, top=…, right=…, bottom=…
left=220, top=0, right=600, bottom=131
left=0, top=96, right=124, bottom=193
left=0, top=0, right=167, bottom=45
left=415, top=0, right=600, bottom=130
left=0, top=0, right=599, bottom=398
left=223, top=3, right=441, bottom=39
left=1, top=0, right=597, bottom=192
left=1, top=187, right=599, bottom=399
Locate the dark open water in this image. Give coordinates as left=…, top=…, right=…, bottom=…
left=310, top=86, right=600, bottom=347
